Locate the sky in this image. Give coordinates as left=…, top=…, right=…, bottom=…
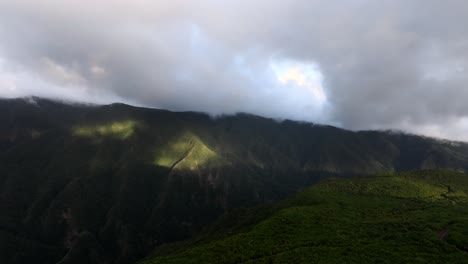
left=0, top=1, right=468, bottom=141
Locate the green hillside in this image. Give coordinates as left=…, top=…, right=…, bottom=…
left=141, top=170, right=468, bottom=264
left=1, top=98, right=468, bottom=263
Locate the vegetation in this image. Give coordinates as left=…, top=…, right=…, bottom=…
left=1, top=98, right=468, bottom=263
left=141, top=170, right=468, bottom=263
left=154, top=131, right=226, bottom=169
left=72, top=120, right=139, bottom=139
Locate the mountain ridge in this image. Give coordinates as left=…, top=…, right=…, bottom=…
left=1, top=96, right=468, bottom=263
left=4, top=95, right=465, bottom=144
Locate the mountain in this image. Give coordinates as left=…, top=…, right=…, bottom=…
left=1, top=97, right=468, bottom=263
left=141, top=170, right=468, bottom=263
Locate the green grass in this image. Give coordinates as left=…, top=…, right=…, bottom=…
left=72, top=120, right=139, bottom=139
left=140, top=170, right=468, bottom=263
left=153, top=131, right=226, bottom=169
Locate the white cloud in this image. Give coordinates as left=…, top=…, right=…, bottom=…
left=0, top=58, right=21, bottom=98
left=90, top=65, right=106, bottom=78
left=278, top=67, right=327, bottom=104
left=39, top=57, right=87, bottom=86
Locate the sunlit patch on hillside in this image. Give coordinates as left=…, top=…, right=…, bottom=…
left=72, top=120, right=138, bottom=139
left=313, top=172, right=468, bottom=203
left=154, top=132, right=225, bottom=170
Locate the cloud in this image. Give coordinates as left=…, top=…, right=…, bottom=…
left=39, top=57, right=87, bottom=86
left=278, top=67, right=326, bottom=104
left=0, top=0, right=467, bottom=141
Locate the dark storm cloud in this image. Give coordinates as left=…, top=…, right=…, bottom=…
left=0, top=0, right=467, bottom=140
